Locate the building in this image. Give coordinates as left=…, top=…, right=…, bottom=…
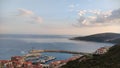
left=50, top=56, right=81, bottom=68
left=0, top=56, right=50, bottom=68
left=94, top=46, right=111, bottom=55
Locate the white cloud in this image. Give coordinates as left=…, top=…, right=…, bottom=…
left=76, top=8, right=120, bottom=26
left=17, top=8, right=43, bottom=23
left=78, top=10, right=86, bottom=16
left=32, top=16, right=43, bottom=23
left=18, top=8, right=34, bottom=16
left=69, top=4, right=75, bottom=8
left=68, top=4, right=79, bottom=12
left=88, top=10, right=101, bottom=15
left=68, top=4, right=75, bottom=12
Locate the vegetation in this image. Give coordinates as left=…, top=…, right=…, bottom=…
left=61, top=43, right=120, bottom=68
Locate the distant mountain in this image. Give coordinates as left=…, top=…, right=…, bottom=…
left=70, top=33, right=120, bottom=43
left=62, top=43, right=120, bottom=68
left=0, top=34, right=69, bottom=38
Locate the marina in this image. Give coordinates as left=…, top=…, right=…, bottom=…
left=23, top=49, right=91, bottom=64
left=25, top=55, right=56, bottom=64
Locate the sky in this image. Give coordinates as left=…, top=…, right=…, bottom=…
left=0, top=0, right=120, bottom=35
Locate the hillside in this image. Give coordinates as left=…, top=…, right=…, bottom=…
left=70, top=33, right=120, bottom=43
left=61, top=43, right=120, bottom=68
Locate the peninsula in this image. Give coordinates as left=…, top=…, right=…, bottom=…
left=70, top=33, right=120, bottom=43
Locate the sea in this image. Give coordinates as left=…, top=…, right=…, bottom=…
left=0, top=34, right=113, bottom=60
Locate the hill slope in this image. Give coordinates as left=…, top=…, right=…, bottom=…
left=70, top=33, right=120, bottom=43
left=62, top=43, right=120, bottom=68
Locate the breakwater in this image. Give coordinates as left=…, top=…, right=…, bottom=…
left=29, top=49, right=91, bottom=55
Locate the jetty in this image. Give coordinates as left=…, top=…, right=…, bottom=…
left=29, top=49, right=91, bottom=55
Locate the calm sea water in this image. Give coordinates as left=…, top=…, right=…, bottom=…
left=0, top=34, right=113, bottom=60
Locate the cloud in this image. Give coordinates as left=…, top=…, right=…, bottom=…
left=88, top=10, right=101, bottom=15
left=108, top=8, right=120, bottom=20
left=18, top=8, right=34, bottom=16
left=17, top=8, right=43, bottom=23
left=69, top=4, right=75, bottom=8
left=76, top=8, right=120, bottom=26
left=68, top=4, right=75, bottom=12
left=78, top=10, right=86, bottom=16
left=32, top=16, right=43, bottom=23
left=68, top=4, right=79, bottom=12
